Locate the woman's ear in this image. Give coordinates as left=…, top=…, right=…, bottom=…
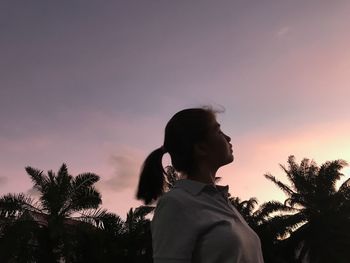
left=194, top=142, right=209, bottom=158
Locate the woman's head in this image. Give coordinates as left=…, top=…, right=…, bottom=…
left=136, top=107, right=233, bottom=204
left=163, top=108, right=217, bottom=173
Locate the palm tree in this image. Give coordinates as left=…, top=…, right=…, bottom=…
left=229, top=196, right=293, bottom=263
left=0, top=163, right=115, bottom=262
left=263, top=155, right=350, bottom=263
left=230, top=197, right=261, bottom=228
left=122, top=205, right=155, bottom=263
left=95, top=204, right=155, bottom=263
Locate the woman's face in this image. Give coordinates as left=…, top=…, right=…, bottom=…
left=200, top=117, right=234, bottom=168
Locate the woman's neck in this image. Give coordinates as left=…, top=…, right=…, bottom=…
left=187, top=165, right=218, bottom=185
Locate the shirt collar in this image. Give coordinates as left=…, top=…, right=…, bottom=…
left=174, top=179, right=229, bottom=197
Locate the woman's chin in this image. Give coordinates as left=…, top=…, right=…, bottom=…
left=224, top=154, right=234, bottom=165
left=228, top=155, right=234, bottom=163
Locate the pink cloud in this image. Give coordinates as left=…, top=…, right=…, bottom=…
left=98, top=146, right=144, bottom=192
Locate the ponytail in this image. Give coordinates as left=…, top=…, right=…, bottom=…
left=136, top=147, right=166, bottom=205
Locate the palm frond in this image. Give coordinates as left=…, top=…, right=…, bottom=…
left=134, top=205, right=155, bottom=219
left=257, top=201, right=297, bottom=219
left=317, top=160, right=347, bottom=195
left=0, top=193, right=41, bottom=218
left=229, top=197, right=242, bottom=207
left=264, top=173, right=295, bottom=196
left=73, top=208, right=108, bottom=228
left=25, top=166, right=48, bottom=192
left=55, top=165, right=73, bottom=194
left=284, top=155, right=299, bottom=184
left=241, top=197, right=258, bottom=209
left=47, top=169, right=55, bottom=183
left=57, top=163, right=68, bottom=177
left=240, top=198, right=258, bottom=216
left=285, top=157, right=317, bottom=196
left=72, top=173, right=100, bottom=191
left=69, top=186, right=102, bottom=213
left=284, top=194, right=310, bottom=209
left=265, top=212, right=307, bottom=239
left=339, top=178, right=350, bottom=193
left=338, top=178, right=350, bottom=202
left=98, top=212, right=125, bottom=234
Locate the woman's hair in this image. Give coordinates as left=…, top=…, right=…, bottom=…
left=136, top=107, right=217, bottom=204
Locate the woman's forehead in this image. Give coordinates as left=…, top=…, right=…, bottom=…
left=208, top=117, right=220, bottom=129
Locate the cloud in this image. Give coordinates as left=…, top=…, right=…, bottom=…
left=276, top=26, right=290, bottom=37
left=100, top=147, right=144, bottom=192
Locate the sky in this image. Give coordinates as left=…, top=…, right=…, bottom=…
left=1, top=0, right=350, bottom=218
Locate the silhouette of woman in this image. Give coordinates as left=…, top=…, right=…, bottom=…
left=137, top=107, right=264, bottom=263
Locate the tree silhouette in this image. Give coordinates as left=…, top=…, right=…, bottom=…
left=121, top=205, right=155, bottom=262
left=230, top=197, right=260, bottom=227
left=2, top=157, right=349, bottom=262
left=229, top=196, right=293, bottom=263
left=0, top=163, right=117, bottom=262
left=263, top=155, right=350, bottom=263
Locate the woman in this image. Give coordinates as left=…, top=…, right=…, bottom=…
left=137, top=108, right=264, bottom=263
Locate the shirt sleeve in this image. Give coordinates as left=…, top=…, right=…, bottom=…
left=151, top=194, right=197, bottom=263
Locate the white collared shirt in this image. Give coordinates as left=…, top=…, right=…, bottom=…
left=151, top=179, right=264, bottom=263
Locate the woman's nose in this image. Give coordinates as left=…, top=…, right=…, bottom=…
left=225, top=134, right=231, bottom=142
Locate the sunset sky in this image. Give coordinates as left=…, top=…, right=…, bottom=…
left=1, top=0, right=350, bottom=218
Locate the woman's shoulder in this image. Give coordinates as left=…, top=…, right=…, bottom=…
left=155, top=187, right=193, bottom=211
left=152, top=187, right=196, bottom=225
left=160, top=186, right=190, bottom=202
